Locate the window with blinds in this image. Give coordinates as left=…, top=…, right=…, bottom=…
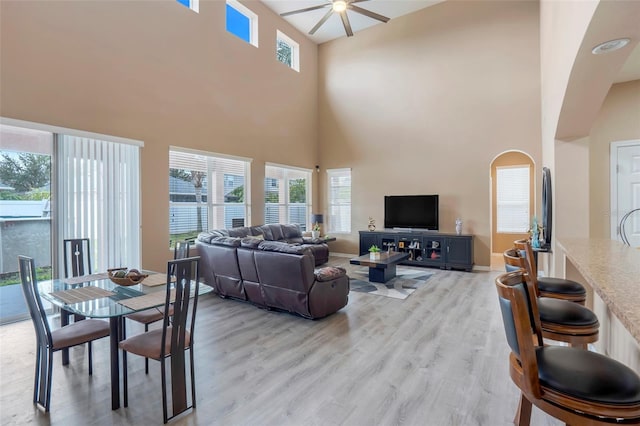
left=496, top=165, right=530, bottom=233
left=327, top=168, right=351, bottom=233
left=169, top=148, right=251, bottom=247
left=58, top=135, right=142, bottom=271
left=264, top=164, right=311, bottom=229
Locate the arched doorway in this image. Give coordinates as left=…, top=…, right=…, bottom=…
left=490, top=151, right=535, bottom=270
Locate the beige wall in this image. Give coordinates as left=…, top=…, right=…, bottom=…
left=318, top=0, right=542, bottom=266
left=0, top=0, right=318, bottom=271
left=589, top=80, right=640, bottom=238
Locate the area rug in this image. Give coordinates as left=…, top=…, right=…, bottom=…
left=348, top=267, right=435, bottom=300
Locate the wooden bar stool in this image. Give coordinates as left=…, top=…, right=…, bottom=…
left=514, top=239, right=586, bottom=305
left=495, top=270, right=640, bottom=425
left=503, top=248, right=598, bottom=349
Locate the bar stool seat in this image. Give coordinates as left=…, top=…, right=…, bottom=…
left=537, top=277, right=585, bottom=296
left=537, top=346, right=640, bottom=405
left=537, top=297, right=598, bottom=327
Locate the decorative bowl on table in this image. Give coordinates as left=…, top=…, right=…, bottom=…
left=107, top=268, right=148, bottom=286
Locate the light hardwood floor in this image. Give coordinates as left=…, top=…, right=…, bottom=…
left=0, top=258, right=560, bottom=426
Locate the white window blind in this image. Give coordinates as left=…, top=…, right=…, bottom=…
left=264, top=164, right=311, bottom=228
left=58, top=135, right=141, bottom=271
left=169, top=148, right=251, bottom=245
left=327, top=168, right=351, bottom=233
left=496, top=165, right=530, bottom=233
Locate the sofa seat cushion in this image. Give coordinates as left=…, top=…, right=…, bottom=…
left=315, top=266, right=346, bottom=282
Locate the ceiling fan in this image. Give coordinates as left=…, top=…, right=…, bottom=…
left=280, top=0, right=390, bottom=37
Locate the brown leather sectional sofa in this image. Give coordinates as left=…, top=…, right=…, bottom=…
left=196, top=224, right=349, bottom=319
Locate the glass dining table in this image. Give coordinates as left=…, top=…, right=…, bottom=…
left=39, top=272, right=211, bottom=410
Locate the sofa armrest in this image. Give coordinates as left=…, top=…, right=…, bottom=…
left=314, top=266, right=346, bottom=282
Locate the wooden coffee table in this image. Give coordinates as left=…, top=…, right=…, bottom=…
left=350, top=251, right=410, bottom=283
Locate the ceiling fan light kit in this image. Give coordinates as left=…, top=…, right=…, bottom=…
left=281, top=0, right=390, bottom=38
left=332, top=1, right=347, bottom=13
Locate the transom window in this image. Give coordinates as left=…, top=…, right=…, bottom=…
left=327, top=168, right=351, bottom=233
left=496, top=165, right=530, bottom=233
left=226, top=0, right=258, bottom=47
left=276, top=30, right=300, bottom=72
left=176, top=0, right=199, bottom=13
left=264, top=164, right=311, bottom=228
left=169, top=148, right=251, bottom=247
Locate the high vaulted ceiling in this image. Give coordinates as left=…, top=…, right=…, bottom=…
left=261, top=0, right=444, bottom=44
left=260, top=0, right=640, bottom=82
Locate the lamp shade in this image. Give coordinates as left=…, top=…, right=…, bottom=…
left=311, top=214, right=324, bottom=224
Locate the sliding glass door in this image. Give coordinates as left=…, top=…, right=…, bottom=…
left=0, top=119, right=143, bottom=325
left=0, top=125, right=54, bottom=324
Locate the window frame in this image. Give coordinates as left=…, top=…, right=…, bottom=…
left=276, top=30, right=300, bottom=72
left=326, top=168, right=351, bottom=234
left=226, top=0, right=259, bottom=47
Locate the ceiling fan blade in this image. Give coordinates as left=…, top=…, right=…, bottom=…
left=348, top=4, right=390, bottom=23
left=281, top=3, right=330, bottom=17
left=339, top=11, right=354, bottom=37
left=310, top=8, right=334, bottom=35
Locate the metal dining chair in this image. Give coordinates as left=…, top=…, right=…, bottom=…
left=495, top=270, right=640, bottom=425
left=119, top=256, right=201, bottom=423
left=124, top=240, right=189, bottom=373
left=18, top=255, right=110, bottom=412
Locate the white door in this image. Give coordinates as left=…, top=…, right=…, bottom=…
left=611, top=141, right=640, bottom=247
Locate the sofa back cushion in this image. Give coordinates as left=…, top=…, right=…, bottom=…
left=211, top=236, right=241, bottom=247
left=250, top=225, right=273, bottom=240
left=253, top=251, right=315, bottom=317
left=258, top=240, right=310, bottom=255
left=281, top=223, right=304, bottom=243
left=227, top=227, right=251, bottom=238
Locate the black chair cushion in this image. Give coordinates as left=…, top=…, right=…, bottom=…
left=537, top=297, right=598, bottom=326
left=536, top=346, right=640, bottom=405
left=537, top=277, right=585, bottom=295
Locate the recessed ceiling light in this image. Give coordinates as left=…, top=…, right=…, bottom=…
left=591, top=38, right=631, bottom=55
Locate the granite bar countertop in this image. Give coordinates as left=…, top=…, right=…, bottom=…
left=557, top=238, right=640, bottom=344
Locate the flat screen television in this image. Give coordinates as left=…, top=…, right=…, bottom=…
left=384, top=195, right=439, bottom=230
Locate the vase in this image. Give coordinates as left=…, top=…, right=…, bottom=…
left=311, top=231, right=320, bottom=239
left=370, top=252, right=380, bottom=260
left=531, top=231, right=541, bottom=249
left=455, top=221, right=462, bottom=235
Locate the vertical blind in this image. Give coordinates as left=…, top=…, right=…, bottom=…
left=496, top=165, right=530, bottom=233
left=264, top=164, right=311, bottom=228
left=58, top=135, right=141, bottom=272
left=327, top=168, right=351, bottom=233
